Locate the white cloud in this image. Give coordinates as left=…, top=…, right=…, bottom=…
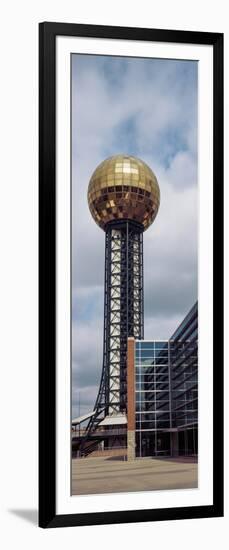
left=166, top=151, right=197, bottom=188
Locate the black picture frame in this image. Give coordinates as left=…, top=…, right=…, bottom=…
left=39, top=21, right=224, bottom=528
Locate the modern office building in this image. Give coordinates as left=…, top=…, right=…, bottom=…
left=127, top=302, right=198, bottom=459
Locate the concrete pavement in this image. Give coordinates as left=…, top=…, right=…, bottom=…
left=72, top=456, right=198, bottom=495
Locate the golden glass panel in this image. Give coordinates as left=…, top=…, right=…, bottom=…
left=131, top=175, right=139, bottom=183
left=100, top=180, right=107, bottom=189
left=115, top=167, right=123, bottom=173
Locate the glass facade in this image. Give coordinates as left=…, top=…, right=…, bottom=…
left=135, top=302, right=198, bottom=457
left=135, top=341, right=171, bottom=457
left=170, top=302, right=198, bottom=455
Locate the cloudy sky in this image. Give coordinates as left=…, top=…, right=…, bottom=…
left=71, top=54, right=198, bottom=419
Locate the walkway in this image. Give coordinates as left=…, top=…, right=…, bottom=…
left=72, top=456, right=198, bottom=495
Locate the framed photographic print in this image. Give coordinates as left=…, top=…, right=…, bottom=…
left=39, top=22, right=224, bottom=528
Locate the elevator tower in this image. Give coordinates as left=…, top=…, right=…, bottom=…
left=83, top=155, right=160, bottom=447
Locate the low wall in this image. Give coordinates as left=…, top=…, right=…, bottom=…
left=86, top=448, right=127, bottom=458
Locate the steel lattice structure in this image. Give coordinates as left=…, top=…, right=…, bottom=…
left=85, top=220, right=143, bottom=435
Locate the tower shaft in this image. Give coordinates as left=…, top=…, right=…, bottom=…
left=103, top=220, right=144, bottom=415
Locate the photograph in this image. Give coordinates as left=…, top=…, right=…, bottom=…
left=71, top=53, right=198, bottom=496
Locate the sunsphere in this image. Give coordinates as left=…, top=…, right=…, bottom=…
left=88, top=154, right=160, bottom=231
left=78, top=155, right=160, bottom=454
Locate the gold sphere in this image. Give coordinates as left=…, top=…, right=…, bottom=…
left=87, top=155, right=160, bottom=231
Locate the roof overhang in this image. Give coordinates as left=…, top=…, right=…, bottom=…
left=99, top=414, right=127, bottom=426
left=72, top=411, right=95, bottom=425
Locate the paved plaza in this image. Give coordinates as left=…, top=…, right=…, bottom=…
left=72, top=456, right=198, bottom=495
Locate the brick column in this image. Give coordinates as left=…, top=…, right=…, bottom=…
left=127, top=337, right=135, bottom=460
left=171, top=431, right=179, bottom=457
